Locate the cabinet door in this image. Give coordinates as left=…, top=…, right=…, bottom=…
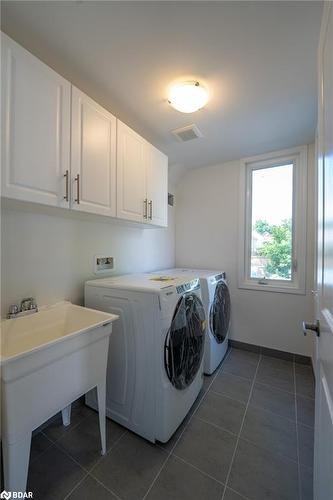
left=71, top=87, right=116, bottom=216
left=1, top=34, right=71, bottom=207
left=117, top=121, right=147, bottom=223
left=146, top=145, right=168, bottom=227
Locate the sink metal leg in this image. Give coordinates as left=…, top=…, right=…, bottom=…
left=61, top=404, right=72, bottom=426
left=3, top=432, right=32, bottom=493
left=97, top=381, right=106, bottom=455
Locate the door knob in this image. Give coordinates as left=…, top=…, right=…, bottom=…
left=302, top=320, right=320, bottom=337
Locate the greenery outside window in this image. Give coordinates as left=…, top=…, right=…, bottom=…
left=239, top=146, right=307, bottom=294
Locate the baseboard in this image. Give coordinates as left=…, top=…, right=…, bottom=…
left=228, top=339, right=312, bottom=365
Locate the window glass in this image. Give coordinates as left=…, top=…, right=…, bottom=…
left=250, top=164, right=293, bottom=280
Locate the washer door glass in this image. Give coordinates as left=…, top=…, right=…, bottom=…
left=209, top=280, right=231, bottom=344
left=165, top=293, right=206, bottom=390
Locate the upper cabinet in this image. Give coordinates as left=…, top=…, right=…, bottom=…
left=146, top=145, right=168, bottom=227
left=117, top=121, right=147, bottom=224
left=1, top=33, right=168, bottom=227
left=117, top=121, right=168, bottom=227
left=1, top=33, right=71, bottom=207
left=71, top=87, right=117, bottom=217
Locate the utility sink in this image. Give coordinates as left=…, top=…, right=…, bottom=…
left=1, top=301, right=118, bottom=494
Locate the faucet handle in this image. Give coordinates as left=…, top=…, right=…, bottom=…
left=30, top=299, right=38, bottom=311
left=8, top=304, right=19, bottom=316
left=20, top=297, right=37, bottom=311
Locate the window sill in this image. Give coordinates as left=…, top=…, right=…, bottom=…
left=238, top=281, right=306, bottom=295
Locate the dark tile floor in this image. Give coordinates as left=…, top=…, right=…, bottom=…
left=23, top=347, right=315, bottom=500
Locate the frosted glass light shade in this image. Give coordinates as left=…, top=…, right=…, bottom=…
left=168, top=81, right=208, bottom=113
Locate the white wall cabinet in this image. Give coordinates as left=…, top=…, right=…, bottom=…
left=117, top=121, right=147, bottom=223
left=1, top=33, right=168, bottom=227
left=71, top=87, right=117, bottom=217
left=146, top=145, right=168, bottom=227
left=117, top=121, right=168, bottom=227
left=1, top=33, right=71, bottom=208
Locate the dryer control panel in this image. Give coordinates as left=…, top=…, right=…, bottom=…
left=211, top=272, right=226, bottom=284
left=176, top=278, right=200, bottom=294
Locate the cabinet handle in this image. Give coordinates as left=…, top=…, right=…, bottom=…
left=63, top=170, right=69, bottom=202
left=75, top=174, right=80, bottom=204
left=143, top=198, right=148, bottom=219
left=148, top=200, right=153, bottom=220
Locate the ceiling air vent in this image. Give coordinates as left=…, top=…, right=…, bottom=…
left=171, top=124, right=203, bottom=142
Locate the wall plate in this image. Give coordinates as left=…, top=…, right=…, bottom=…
left=94, top=255, right=114, bottom=275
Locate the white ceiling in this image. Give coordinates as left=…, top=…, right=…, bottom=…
left=1, top=1, right=322, bottom=175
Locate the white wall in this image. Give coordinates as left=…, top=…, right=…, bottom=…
left=1, top=199, right=175, bottom=318
left=175, top=145, right=316, bottom=356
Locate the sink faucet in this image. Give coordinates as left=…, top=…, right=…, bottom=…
left=20, top=297, right=38, bottom=312
left=8, top=297, right=38, bottom=319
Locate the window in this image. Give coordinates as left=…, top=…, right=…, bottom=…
left=239, top=146, right=307, bottom=294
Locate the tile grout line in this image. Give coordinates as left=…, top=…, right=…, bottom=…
left=214, top=369, right=256, bottom=383
left=208, top=389, right=251, bottom=406
left=31, top=405, right=102, bottom=464
left=156, top=403, right=301, bottom=490
left=32, top=435, right=90, bottom=500
left=193, top=414, right=238, bottom=437
left=297, top=421, right=315, bottom=431
left=294, top=359, right=302, bottom=500
left=224, top=365, right=310, bottom=398
left=220, top=352, right=262, bottom=500
left=40, top=406, right=94, bottom=444
left=171, top=453, right=225, bottom=486
left=87, top=429, right=128, bottom=474
left=141, top=348, right=234, bottom=500
left=253, top=379, right=311, bottom=398
left=44, top=411, right=128, bottom=471
left=62, top=430, right=129, bottom=500
left=244, top=400, right=296, bottom=424
left=226, top=486, right=253, bottom=500
left=29, top=433, right=54, bottom=464
left=29, top=414, right=128, bottom=495
left=62, top=472, right=90, bottom=500
left=86, top=474, right=123, bottom=500
left=27, top=435, right=61, bottom=468
left=208, top=370, right=314, bottom=423
left=44, top=436, right=89, bottom=474
left=193, top=413, right=301, bottom=467
left=235, top=435, right=299, bottom=466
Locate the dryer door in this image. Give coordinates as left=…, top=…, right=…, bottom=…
left=209, top=280, right=231, bottom=344
left=164, top=293, right=205, bottom=390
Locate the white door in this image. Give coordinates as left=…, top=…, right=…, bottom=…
left=71, top=87, right=116, bottom=216
left=116, top=120, right=146, bottom=223
left=313, top=4, right=333, bottom=499
left=146, top=145, right=168, bottom=227
left=1, top=33, right=71, bottom=207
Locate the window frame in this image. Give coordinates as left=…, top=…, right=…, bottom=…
left=238, top=145, right=307, bottom=294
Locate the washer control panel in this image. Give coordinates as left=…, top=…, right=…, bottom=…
left=176, top=278, right=200, bottom=295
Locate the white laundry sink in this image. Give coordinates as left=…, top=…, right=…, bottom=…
left=1, top=301, right=118, bottom=494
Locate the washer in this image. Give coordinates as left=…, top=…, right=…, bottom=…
left=84, top=273, right=206, bottom=443
left=152, top=269, right=231, bottom=375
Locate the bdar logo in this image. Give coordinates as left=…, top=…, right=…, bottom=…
left=0, top=493, right=32, bottom=499
left=0, top=492, right=11, bottom=499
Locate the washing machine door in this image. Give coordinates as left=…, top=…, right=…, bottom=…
left=209, top=280, right=231, bottom=344
left=164, top=293, right=205, bottom=390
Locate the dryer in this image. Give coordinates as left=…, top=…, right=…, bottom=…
left=84, top=273, right=206, bottom=443
left=154, top=269, right=231, bottom=375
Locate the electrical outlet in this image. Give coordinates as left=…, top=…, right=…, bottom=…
left=94, top=255, right=114, bottom=275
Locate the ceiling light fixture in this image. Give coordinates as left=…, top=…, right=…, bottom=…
left=168, top=81, right=209, bottom=113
